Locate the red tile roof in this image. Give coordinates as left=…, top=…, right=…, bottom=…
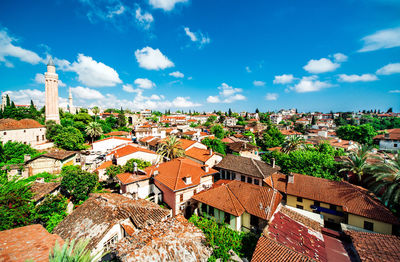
left=117, top=172, right=150, bottom=185
left=158, top=138, right=197, bottom=150
left=108, top=144, right=157, bottom=158
left=265, top=173, right=399, bottom=225
left=374, top=128, right=400, bottom=141
left=185, top=147, right=214, bottom=163
left=139, top=136, right=155, bottom=143
left=104, top=131, right=129, bottom=136
left=0, top=118, right=44, bottom=130
left=92, top=136, right=132, bottom=144
left=0, top=224, right=64, bottom=262
left=147, top=158, right=217, bottom=192
left=221, top=137, right=235, bottom=143
left=31, top=181, right=60, bottom=202
left=94, top=160, right=113, bottom=171
left=345, top=230, right=400, bottom=261
left=192, top=180, right=282, bottom=220
left=280, top=129, right=302, bottom=136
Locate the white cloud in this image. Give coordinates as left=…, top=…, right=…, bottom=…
left=273, top=74, right=294, bottom=84
left=206, top=96, right=220, bottom=103
left=172, top=96, right=201, bottom=107
left=338, top=74, right=378, bottom=82
left=265, top=93, right=278, bottom=101
left=135, top=47, right=174, bottom=70
left=5, top=89, right=45, bottom=106
left=57, top=54, right=122, bottom=87
left=245, top=66, right=251, bottom=73
left=58, top=80, right=66, bottom=87
left=333, top=53, right=348, bottom=62
left=34, top=73, right=66, bottom=87
left=358, top=27, right=400, bottom=52
left=183, top=27, right=210, bottom=48
left=303, top=58, right=340, bottom=74
left=107, top=5, right=125, bottom=18
left=0, top=30, right=43, bottom=67
left=291, top=76, right=332, bottom=93
left=253, top=80, right=266, bottom=87
left=148, top=0, right=188, bottom=11
left=376, top=63, right=400, bottom=75
left=389, top=90, right=400, bottom=93
left=135, top=7, right=154, bottom=30
left=71, top=86, right=104, bottom=100
left=169, top=71, right=184, bottom=78
left=207, top=83, right=246, bottom=103
left=122, top=84, right=141, bottom=93
left=134, top=78, right=156, bottom=89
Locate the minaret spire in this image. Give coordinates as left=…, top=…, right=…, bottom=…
left=45, top=57, right=60, bottom=123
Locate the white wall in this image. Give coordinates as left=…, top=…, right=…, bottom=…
left=379, top=140, right=400, bottom=151
left=1, top=127, right=46, bottom=147
left=92, top=139, right=131, bottom=153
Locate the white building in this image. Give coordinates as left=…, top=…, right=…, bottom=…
left=91, top=136, right=132, bottom=153
left=0, top=119, right=46, bottom=148
left=106, top=144, right=161, bottom=165
left=374, top=129, right=400, bottom=151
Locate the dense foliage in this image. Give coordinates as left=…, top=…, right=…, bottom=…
left=256, top=125, right=285, bottom=150
left=34, top=194, right=68, bottom=232
left=202, top=137, right=227, bottom=155
left=189, top=215, right=259, bottom=261
left=124, top=159, right=151, bottom=172
left=0, top=141, right=42, bottom=165
left=210, top=124, right=225, bottom=139
left=54, top=126, right=86, bottom=151
left=0, top=96, right=44, bottom=123
left=336, top=124, right=377, bottom=145
left=60, top=165, right=98, bottom=204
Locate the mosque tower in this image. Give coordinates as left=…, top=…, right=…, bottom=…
left=68, top=87, right=74, bottom=113
left=45, top=57, right=60, bottom=123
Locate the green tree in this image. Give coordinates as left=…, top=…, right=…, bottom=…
left=91, top=106, right=100, bottom=120
left=117, top=109, right=126, bottom=127
left=85, top=121, right=103, bottom=143
left=157, top=135, right=185, bottom=160
left=105, top=165, right=123, bottom=180
left=211, top=124, right=225, bottom=139
left=257, top=126, right=285, bottom=150
left=60, top=166, right=98, bottom=204
left=282, top=135, right=305, bottom=153
left=34, top=194, right=68, bottom=232
left=1, top=141, right=42, bottom=165
left=124, top=159, right=151, bottom=172
left=73, top=113, right=92, bottom=124
left=202, top=137, right=227, bottom=155
left=54, top=126, right=85, bottom=151
left=49, top=238, right=106, bottom=262
left=336, top=124, right=377, bottom=145
left=46, top=121, right=64, bottom=141
left=0, top=178, right=34, bottom=230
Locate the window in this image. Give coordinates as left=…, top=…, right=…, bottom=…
left=24, top=130, right=26, bottom=133
left=3, top=132, right=6, bottom=135
left=208, top=206, right=214, bottom=216
left=201, top=204, right=207, bottom=214
left=36, top=136, right=39, bottom=142
left=224, top=212, right=230, bottom=224
left=247, top=177, right=252, bottom=184
left=241, top=175, right=245, bottom=182
left=314, top=201, right=320, bottom=206
left=394, top=144, right=398, bottom=148
left=194, top=189, right=197, bottom=195
left=103, top=234, right=118, bottom=251
left=250, top=215, right=258, bottom=227
left=297, top=197, right=303, bottom=203
left=329, top=204, right=336, bottom=211
left=180, top=194, right=183, bottom=202
left=364, top=221, right=374, bottom=231
left=231, top=172, right=236, bottom=180
left=42, top=135, right=45, bottom=140
left=254, top=179, right=259, bottom=185
left=296, top=205, right=303, bottom=210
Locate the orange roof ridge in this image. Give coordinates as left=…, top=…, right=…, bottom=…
left=174, top=158, right=184, bottom=191
left=225, top=184, right=245, bottom=216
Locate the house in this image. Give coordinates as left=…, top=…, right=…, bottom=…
left=0, top=224, right=64, bottom=262
left=374, top=128, right=400, bottom=151
left=104, top=131, right=130, bottom=137
left=106, top=144, right=160, bottom=165
left=53, top=193, right=170, bottom=256
left=153, top=137, right=207, bottom=153
left=94, top=160, right=113, bottom=181
left=344, top=230, right=400, bottom=261
left=184, top=147, right=223, bottom=167
left=116, top=170, right=162, bottom=203
left=214, top=154, right=281, bottom=186
left=223, top=117, right=238, bottom=127
left=114, top=215, right=211, bottom=261
left=270, top=114, right=283, bottom=125
left=280, top=129, right=302, bottom=138
left=31, top=179, right=61, bottom=204
left=265, top=173, right=399, bottom=234
left=0, top=118, right=46, bottom=148
left=252, top=205, right=351, bottom=262
left=146, top=158, right=218, bottom=216
left=226, top=141, right=260, bottom=160
left=133, top=127, right=166, bottom=141
left=5, top=151, right=76, bottom=179
left=192, top=180, right=282, bottom=232
left=91, top=136, right=132, bottom=153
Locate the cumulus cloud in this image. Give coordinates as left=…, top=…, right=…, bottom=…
left=253, top=80, right=266, bottom=87
left=376, top=63, right=400, bottom=75
left=291, top=76, right=332, bottom=93
left=245, top=66, right=251, bottom=73
left=184, top=27, right=210, bottom=48
left=0, top=30, right=43, bottom=67
left=57, top=54, right=122, bottom=87
left=169, top=71, right=184, bottom=78
left=273, top=74, right=294, bottom=84
left=107, top=5, right=125, bottom=18
left=303, top=58, right=340, bottom=74
left=358, top=27, right=400, bottom=52
left=135, top=7, right=154, bottom=30
left=389, top=90, right=400, bottom=93
left=34, top=73, right=66, bottom=87
left=207, top=83, right=246, bottom=103
left=333, top=53, right=348, bottom=63
left=148, top=0, right=188, bottom=11
left=135, top=47, right=174, bottom=70
left=338, top=74, right=378, bottom=82
left=134, top=78, right=156, bottom=89
left=71, top=86, right=104, bottom=100
left=265, top=93, right=278, bottom=101
left=122, top=84, right=141, bottom=93
left=5, top=89, right=45, bottom=106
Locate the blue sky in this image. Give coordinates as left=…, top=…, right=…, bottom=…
left=0, top=0, right=399, bottom=112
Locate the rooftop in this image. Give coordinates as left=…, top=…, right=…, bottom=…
left=227, top=141, right=258, bottom=153
left=0, top=118, right=44, bottom=131
left=107, top=144, right=157, bottom=158
left=374, top=128, right=400, bottom=141
left=30, top=181, right=61, bottom=202
left=185, top=147, right=214, bottom=163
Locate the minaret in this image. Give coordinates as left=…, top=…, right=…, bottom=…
left=68, top=87, right=74, bottom=113
left=45, top=57, right=60, bottom=123
left=1, top=92, right=6, bottom=110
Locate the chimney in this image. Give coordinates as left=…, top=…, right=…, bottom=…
left=288, top=173, right=294, bottom=184
left=133, top=162, right=138, bottom=173
left=272, top=158, right=276, bottom=168
left=153, top=170, right=159, bottom=176
left=24, top=154, right=31, bottom=162
left=202, top=165, right=210, bottom=172
left=244, top=143, right=247, bottom=149
left=209, top=148, right=213, bottom=156
left=183, top=176, right=192, bottom=184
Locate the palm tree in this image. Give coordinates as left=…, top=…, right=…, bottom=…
left=85, top=122, right=103, bottom=143
left=157, top=135, right=185, bottom=160
left=282, top=135, right=305, bottom=153
left=339, top=144, right=373, bottom=183
left=91, top=106, right=100, bottom=121
left=368, top=152, right=400, bottom=209
left=49, top=239, right=106, bottom=262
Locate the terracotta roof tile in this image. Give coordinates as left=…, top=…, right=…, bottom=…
left=0, top=118, right=44, bottom=131
left=116, top=172, right=150, bottom=185
left=94, top=160, right=113, bottom=171
left=185, top=147, right=214, bottom=163
left=30, top=181, right=60, bottom=202
left=108, top=144, right=157, bottom=158
left=104, top=131, right=129, bottom=136
left=374, top=128, right=400, bottom=141
left=227, top=141, right=258, bottom=153
left=92, top=136, right=132, bottom=144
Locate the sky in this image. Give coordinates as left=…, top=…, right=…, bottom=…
left=0, top=0, right=399, bottom=113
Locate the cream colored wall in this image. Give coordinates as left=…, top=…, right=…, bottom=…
left=348, top=214, right=393, bottom=234
left=1, top=127, right=46, bottom=147
left=239, top=150, right=261, bottom=160
left=116, top=152, right=160, bottom=166
left=205, top=154, right=223, bottom=167
left=27, top=158, right=62, bottom=176
left=93, top=223, right=124, bottom=256
left=241, top=212, right=251, bottom=232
